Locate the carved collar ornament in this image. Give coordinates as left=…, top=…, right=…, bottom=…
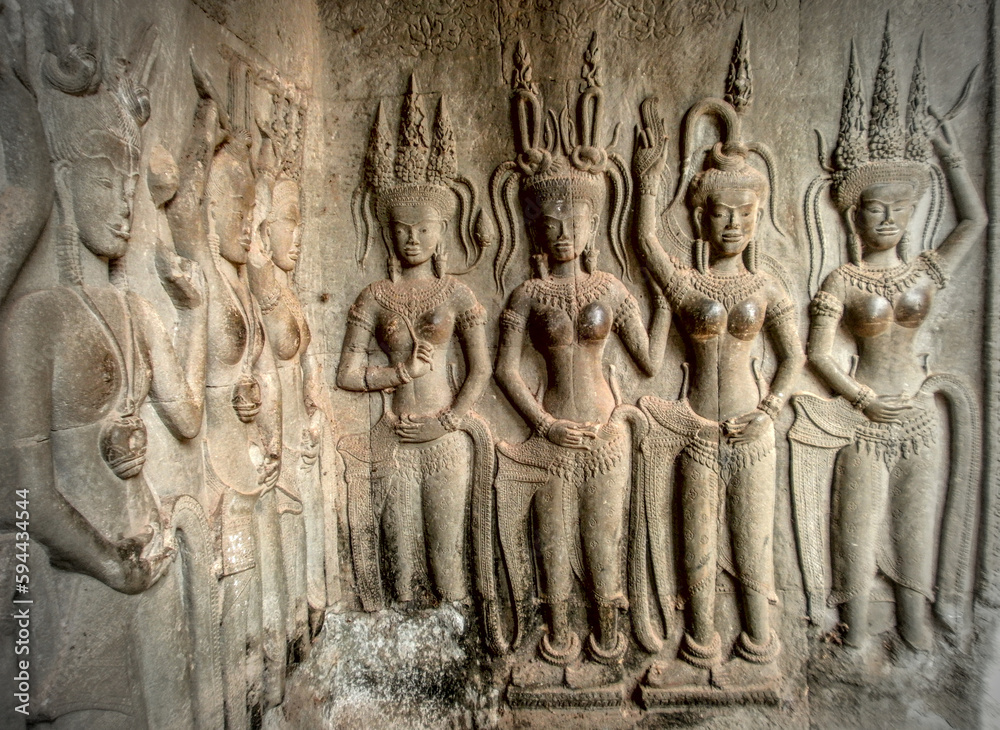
left=354, top=75, right=485, bottom=273
left=828, top=16, right=933, bottom=211
left=491, top=33, right=632, bottom=293
left=838, top=249, right=947, bottom=298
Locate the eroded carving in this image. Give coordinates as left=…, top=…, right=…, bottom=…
left=631, top=24, right=803, bottom=702
left=794, top=17, right=987, bottom=661
left=167, top=59, right=283, bottom=727
left=338, top=75, right=493, bottom=613
left=486, top=35, right=670, bottom=704
left=0, top=8, right=222, bottom=727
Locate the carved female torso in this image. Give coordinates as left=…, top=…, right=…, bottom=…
left=823, top=254, right=944, bottom=397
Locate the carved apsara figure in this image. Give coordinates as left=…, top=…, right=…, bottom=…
left=0, top=16, right=221, bottom=728
left=487, top=36, right=669, bottom=677
left=338, top=76, right=492, bottom=612
left=794, top=21, right=986, bottom=654
left=631, top=36, right=803, bottom=688
left=168, top=61, right=282, bottom=726
left=248, top=131, right=330, bottom=656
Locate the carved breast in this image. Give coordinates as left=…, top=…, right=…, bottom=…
left=847, top=294, right=894, bottom=338
left=380, top=307, right=453, bottom=352
left=532, top=301, right=613, bottom=348
left=219, top=299, right=248, bottom=366
left=681, top=295, right=764, bottom=342
left=895, top=285, right=934, bottom=329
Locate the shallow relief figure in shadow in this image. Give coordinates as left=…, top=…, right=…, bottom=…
left=485, top=35, right=670, bottom=693
left=247, top=118, right=333, bottom=659
left=630, top=24, right=804, bottom=696
left=0, top=0, right=54, bottom=304
left=792, top=18, right=986, bottom=660
left=338, top=76, right=493, bottom=612
left=0, top=5, right=224, bottom=727
left=167, top=60, right=283, bottom=726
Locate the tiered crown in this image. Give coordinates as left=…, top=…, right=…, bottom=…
left=365, top=74, right=458, bottom=222
left=491, top=33, right=632, bottom=290
left=830, top=16, right=932, bottom=210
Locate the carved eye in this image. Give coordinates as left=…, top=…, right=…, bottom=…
left=98, top=177, right=114, bottom=189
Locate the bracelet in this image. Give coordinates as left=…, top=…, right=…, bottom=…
left=535, top=413, right=557, bottom=438
left=851, top=385, right=875, bottom=411
left=638, top=179, right=660, bottom=197
left=757, top=394, right=781, bottom=420
left=258, top=287, right=281, bottom=314
left=941, top=151, right=966, bottom=169
left=439, top=410, right=462, bottom=432
left=395, top=361, right=413, bottom=385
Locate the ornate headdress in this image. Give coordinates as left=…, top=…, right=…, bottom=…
left=38, top=4, right=158, bottom=286
left=353, top=75, right=486, bottom=275
left=664, top=19, right=782, bottom=274
left=805, top=16, right=975, bottom=293
left=828, top=16, right=932, bottom=211
left=491, top=33, right=632, bottom=292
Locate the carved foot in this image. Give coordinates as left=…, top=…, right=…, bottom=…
left=539, top=630, right=582, bottom=666
left=510, top=659, right=564, bottom=688
left=678, top=631, right=722, bottom=670
left=735, top=629, right=781, bottom=664
left=587, top=629, right=627, bottom=665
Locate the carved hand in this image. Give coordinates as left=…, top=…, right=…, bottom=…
left=404, top=339, right=435, bottom=379
left=156, top=237, right=206, bottom=309
left=633, top=97, right=669, bottom=190
left=547, top=420, right=600, bottom=450
left=394, top=414, right=447, bottom=444
left=110, top=528, right=171, bottom=595
left=863, top=395, right=914, bottom=424
left=724, top=410, right=771, bottom=445
left=931, top=120, right=959, bottom=160
left=258, top=453, right=281, bottom=490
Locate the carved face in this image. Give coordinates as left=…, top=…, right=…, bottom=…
left=269, top=186, right=302, bottom=273
left=389, top=203, right=447, bottom=267
left=69, top=131, right=138, bottom=261
left=854, top=183, right=917, bottom=253
left=699, top=188, right=761, bottom=259
left=209, top=152, right=255, bottom=265
left=532, top=199, right=598, bottom=263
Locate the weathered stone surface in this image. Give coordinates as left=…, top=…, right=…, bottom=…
left=0, top=0, right=997, bottom=727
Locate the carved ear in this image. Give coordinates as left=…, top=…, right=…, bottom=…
left=692, top=205, right=704, bottom=240
left=53, top=160, right=75, bottom=225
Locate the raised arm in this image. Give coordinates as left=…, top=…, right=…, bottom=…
left=931, top=121, right=988, bottom=275
left=0, top=4, right=54, bottom=301
left=0, top=295, right=160, bottom=594
left=614, top=279, right=671, bottom=377
left=633, top=97, right=680, bottom=293
left=165, top=65, right=227, bottom=286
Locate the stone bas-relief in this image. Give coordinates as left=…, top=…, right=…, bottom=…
left=0, top=0, right=998, bottom=727
left=486, top=35, right=670, bottom=705
left=338, top=75, right=493, bottom=612
left=792, top=16, right=987, bottom=667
